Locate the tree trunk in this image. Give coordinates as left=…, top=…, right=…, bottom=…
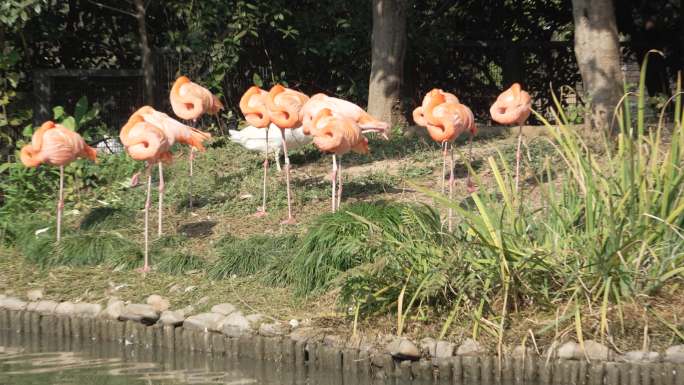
left=572, top=0, right=623, bottom=132
left=134, top=0, right=155, bottom=106
left=368, top=0, right=407, bottom=128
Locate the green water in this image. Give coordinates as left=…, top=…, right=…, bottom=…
left=0, top=330, right=360, bottom=385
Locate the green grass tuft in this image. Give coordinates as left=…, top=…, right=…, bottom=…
left=209, top=234, right=299, bottom=280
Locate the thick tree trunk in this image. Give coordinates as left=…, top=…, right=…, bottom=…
left=572, top=0, right=623, bottom=132
left=368, top=0, right=407, bottom=128
left=134, top=0, right=155, bottom=106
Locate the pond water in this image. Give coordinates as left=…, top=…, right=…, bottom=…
left=0, top=330, right=378, bottom=385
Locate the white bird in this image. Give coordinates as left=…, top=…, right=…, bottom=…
left=229, top=123, right=312, bottom=171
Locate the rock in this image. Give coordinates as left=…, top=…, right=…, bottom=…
left=386, top=338, right=421, bottom=361
left=623, top=351, right=661, bottom=363
left=456, top=338, right=485, bottom=356
left=178, top=305, right=194, bottom=317
left=221, top=312, right=251, bottom=337
left=73, top=303, right=102, bottom=318
left=183, top=312, right=226, bottom=332
left=197, top=296, right=210, bottom=305
left=26, top=289, right=43, bottom=301
left=582, top=340, right=614, bottom=361
left=102, top=300, right=125, bottom=320
left=159, top=310, right=185, bottom=326
left=210, top=303, right=237, bottom=316
left=664, top=345, right=684, bottom=364
left=246, top=313, right=265, bottom=326
left=0, top=297, right=28, bottom=311
left=119, top=304, right=159, bottom=324
left=34, top=300, right=59, bottom=315
left=556, top=341, right=581, bottom=360
left=146, top=295, right=170, bottom=313
left=323, top=335, right=345, bottom=347
left=54, top=301, right=75, bottom=315
left=259, top=322, right=290, bottom=337
left=512, top=345, right=536, bottom=358
left=289, top=327, right=322, bottom=343
left=435, top=340, right=455, bottom=358
left=420, top=337, right=437, bottom=357
left=26, top=302, right=39, bottom=312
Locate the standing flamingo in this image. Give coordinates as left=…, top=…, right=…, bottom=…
left=300, top=93, right=389, bottom=211
left=170, top=76, right=222, bottom=214
left=412, top=89, right=476, bottom=230
left=239, top=86, right=272, bottom=217
left=265, top=84, right=309, bottom=224
left=131, top=106, right=211, bottom=235
left=309, top=108, right=369, bottom=212
left=20, top=121, right=97, bottom=242
left=489, top=83, right=532, bottom=193
left=120, top=109, right=172, bottom=273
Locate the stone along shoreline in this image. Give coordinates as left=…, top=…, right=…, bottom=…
left=1, top=294, right=683, bottom=385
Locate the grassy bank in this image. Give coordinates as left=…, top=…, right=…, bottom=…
left=2, top=63, right=684, bottom=355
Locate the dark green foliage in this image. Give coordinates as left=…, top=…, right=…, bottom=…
left=209, top=234, right=299, bottom=280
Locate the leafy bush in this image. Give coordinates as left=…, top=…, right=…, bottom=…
left=424, top=54, right=684, bottom=338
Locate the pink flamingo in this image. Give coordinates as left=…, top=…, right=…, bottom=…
left=265, top=84, right=309, bottom=224
left=300, top=93, right=388, bottom=211
left=20, top=121, right=97, bottom=242
left=490, top=83, right=532, bottom=192
left=309, top=108, right=369, bottom=212
left=413, top=89, right=476, bottom=230
left=170, top=76, right=222, bottom=213
left=133, top=105, right=211, bottom=236
left=239, top=86, right=273, bottom=217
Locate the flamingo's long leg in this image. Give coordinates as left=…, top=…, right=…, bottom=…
left=441, top=141, right=448, bottom=195
left=514, top=124, right=523, bottom=194
left=337, top=156, right=343, bottom=210
left=448, top=142, right=454, bottom=232
left=142, top=164, right=152, bottom=273
left=188, top=148, right=194, bottom=210
left=255, top=129, right=269, bottom=217
left=158, top=162, right=164, bottom=237
left=56, top=165, right=64, bottom=242
left=331, top=155, right=338, bottom=213
left=466, top=133, right=476, bottom=193
left=280, top=128, right=296, bottom=224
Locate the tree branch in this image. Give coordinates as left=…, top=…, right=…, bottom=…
left=87, top=0, right=136, bottom=17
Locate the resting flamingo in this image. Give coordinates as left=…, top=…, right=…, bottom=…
left=120, top=108, right=174, bottom=273
left=170, top=76, right=222, bottom=212
left=309, top=108, right=369, bottom=212
left=131, top=106, right=211, bottom=236
left=265, top=84, right=309, bottom=224
left=20, top=121, right=97, bottom=242
left=490, top=83, right=532, bottom=192
left=239, top=86, right=273, bottom=218
left=300, top=93, right=389, bottom=211
left=412, top=89, right=476, bottom=231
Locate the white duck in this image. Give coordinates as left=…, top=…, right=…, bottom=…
left=229, top=123, right=312, bottom=171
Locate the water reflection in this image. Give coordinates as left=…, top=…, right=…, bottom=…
left=0, top=330, right=364, bottom=385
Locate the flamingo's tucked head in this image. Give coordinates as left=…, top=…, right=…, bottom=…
left=489, top=82, right=532, bottom=126
left=239, top=86, right=270, bottom=128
